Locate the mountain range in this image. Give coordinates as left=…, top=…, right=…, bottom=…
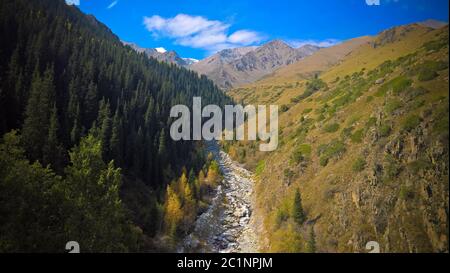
left=123, top=40, right=322, bottom=90
left=191, top=40, right=321, bottom=90
left=122, top=41, right=199, bottom=67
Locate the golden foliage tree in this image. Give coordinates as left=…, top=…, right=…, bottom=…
left=164, top=184, right=183, bottom=237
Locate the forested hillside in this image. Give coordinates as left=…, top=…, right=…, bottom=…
left=0, top=0, right=231, bottom=252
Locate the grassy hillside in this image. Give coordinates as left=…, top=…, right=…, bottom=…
left=224, top=23, right=449, bottom=252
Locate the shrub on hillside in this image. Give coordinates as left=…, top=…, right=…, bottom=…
left=255, top=160, right=265, bottom=176
left=323, top=123, right=340, bottom=133
left=280, top=105, right=290, bottom=112
left=399, top=185, right=415, bottom=200
left=423, top=38, right=448, bottom=51
left=352, top=157, right=366, bottom=172
left=378, top=123, right=392, bottom=137
left=351, top=129, right=365, bottom=143
left=418, top=70, right=439, bottom=81
left=385, top=99, right=402, bottom=114
left=317, top=140, right=346, bottom=167
left=402, top=114, right=421, bottom=132
left=375, top=76, right=412, bottom=97
left=291, top=144, right=312, bottom=164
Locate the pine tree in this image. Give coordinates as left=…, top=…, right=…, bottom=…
left=158, top=129, right=167, bottom=164
left=21, top=66, right=43, bottom=160
left=133, top=127, right=144, bottom=176
left=292, top=189, right=305, bottom=225
left=67, top=77, right=80, bottom=126
left=43, top=104, right=64, bottom=172
left=305, top=226, right=316, bottom=253
left=84, top=81, right=98, bottom=127
left=109, top=109, right=122, bottom=166
left=64, top=134, right=135, bottom=252
left=97, top=99, right=112, bottom=160
left=70, top=103, right=81, bottom=145
left=5, top=46, right=22, bottom=128
left=144, top=132, right=154, bottom=185
left=22, top=65, right=55, bottom=162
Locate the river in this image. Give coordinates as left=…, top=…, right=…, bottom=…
left=178, top=141, right=260, bottom=253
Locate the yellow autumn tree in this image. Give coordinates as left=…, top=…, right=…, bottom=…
left=228, top=146, right=238, bottom=160
left=270, top=222, right=304, bottom=253
left=164, top=184, right=183, bottom=237
left=178, top=172, right=188, bottom=201
left=206, top=160, right=220, bottom=187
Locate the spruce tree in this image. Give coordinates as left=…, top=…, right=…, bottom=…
left=70, top=103, right=81, bottom=145
left=109, top=109, right=122, bottom=166
left=133, top=127, right=144, bottom=176
left=84, top=81, right=98, bottom=127
left=97, top=99, right=112, bottom=160
left=293, top=189, right=305, bottom=225
left=22, top=65, right=55, bottom=162
left=43, top=104, right=65, bottom=172
left=305, top=226, right=316, bottom=253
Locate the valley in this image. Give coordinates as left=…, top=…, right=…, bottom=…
left=180, top=141, right=260, bottom=253
left=0, top=0, right=448, bottom=254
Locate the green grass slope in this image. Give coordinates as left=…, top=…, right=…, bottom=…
left=224, top=23, right=449, bottom=253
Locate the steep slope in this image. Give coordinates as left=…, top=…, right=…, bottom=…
left=223, top=23, right=449, bottom=252
left=189, top=46, right=257, bottom=90
left=122, top=41, right=192, bottom=67
left=191, top=41, right=320, bottom=90
left=231, top=36, right=373, bottom=98
left=0, top=0, right=231, bottom=252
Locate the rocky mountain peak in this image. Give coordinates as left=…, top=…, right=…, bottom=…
left=122, top=41, right=193, bottom=67
left=191, top=39, right=320, bottom=90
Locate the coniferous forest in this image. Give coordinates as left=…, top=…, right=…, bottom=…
left=0, top=0, right=231, bottom=252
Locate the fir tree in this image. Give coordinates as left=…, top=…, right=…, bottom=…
left=109, top=109, right=122, bottom=166
left=43, top=104, right=65, bottom=172
left=293, top=189, right=305, bottom=225
left=22, top=65, right=55, bottom=162
left=305, top=226, right=316, bottom=253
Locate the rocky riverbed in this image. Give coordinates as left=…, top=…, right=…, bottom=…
left=178, top=142, right=260, bottom=253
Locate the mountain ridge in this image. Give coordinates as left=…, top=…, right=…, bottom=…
left=191, top=40, right=321, bottom=90
left=122, top=41, right=197, bottom=67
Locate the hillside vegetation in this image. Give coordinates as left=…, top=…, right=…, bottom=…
left=225, top=23, right=449, bottom=252
left=0, top=0, right=230, bottom=252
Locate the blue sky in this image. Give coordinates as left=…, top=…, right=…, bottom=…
left=67, top=0, right=449, bottom=59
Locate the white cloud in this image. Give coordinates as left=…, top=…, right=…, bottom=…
left=65, top=0, right=80, bottom=5
left=287, top=39, right=341, bottom=48
left=228, top=30, right=264, bottom=45
left=107, top=1, right=118, bottom=9
left=143, top=14, right=264, bottom=53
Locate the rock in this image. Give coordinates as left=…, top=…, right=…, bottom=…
left=351, top=189, right=361, bottom=209
left=385, top=136, right=404, bottom=160
left=180, top=141, right=259, bottom=253
left=375, top=78, right=384, bottom=84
